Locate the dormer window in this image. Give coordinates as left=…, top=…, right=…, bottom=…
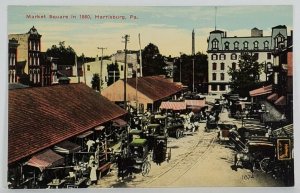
left=224, top=42, right=230, bottom=50
left=275, top=34, right=285, bottom=48
left=243, top=41, right=249, bottom=50
left=212, top=39, right=219, bottom=50
left=254, top=41, right=259, bottom=50
left=264, top=41, right=269, bottom=50
left=234, top=41, right=239, bottom=50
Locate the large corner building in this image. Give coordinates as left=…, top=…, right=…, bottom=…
left=207, top=25, right=290, bottom=94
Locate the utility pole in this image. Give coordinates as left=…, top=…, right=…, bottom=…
left=82, top=53, right=86, bottom=85
left=138, top=33, right=143, bottom=77
left=123, top=35, right=130, bottom=110
left=179, top=52, right=183, bottom=83
left=97, top=47, right=107, bottom=93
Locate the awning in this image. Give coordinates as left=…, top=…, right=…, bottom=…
left=77, top=130, right=94, bottom=138
left=95, top=125, right=105, bottom=131
left=112, top=118, right=127, bottom=127
left=26, top=149, right=64, bottom=171
left=53, top=141, right=81, bottom=154
left=267, top=93, right=278, bottom=102
left=272, top=124, right=293, bottom=137
left=185, top=100, right=206, bottom=109
left=249, top=85, right=272, bottom=97
left=160, top=101, right=186, bottom=110
left=274, top=96, right=286, bottom=106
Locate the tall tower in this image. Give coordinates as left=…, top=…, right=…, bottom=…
left=192, top=29, right=195, bottom=55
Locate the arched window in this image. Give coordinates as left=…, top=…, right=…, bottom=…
left=220, top=73, right=225, bottom=80
left=264, top=41, right=269, bottom=49
left=211, top=54, right=218, bottom=60
left=234, top=41, right=239, bottom=50
left=231, top=53, right=237, bottom=60
left=12, top=70, right=16, bottom=83
left=212, top=63, right=217, bottom=70
left=37, top=69, right=40, bottom=83
left=220, top=63, right=225, bottom=70
left=220, top=54, right=226, bottom=60
left=29, top=70, right=33, bottom=82
left=253, top=41, right=259, bottom=50
left=243, top=41, right=249, bottom=50
left=275, top=34, right=285, bottom=48
left=212, top=73, right=217, bottom=80
left=212, top=39, right=219, bottom=50
left=224, top=42, right=230, bottom=50
left=33, top=69, right=36, bottom=83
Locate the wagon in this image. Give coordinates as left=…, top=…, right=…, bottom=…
left=217, top=123, right=237, bottom=143
left=128, top=138, right=151, bottom=176
left=152, top=136, right=171, bottom=165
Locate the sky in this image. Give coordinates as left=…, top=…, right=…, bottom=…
left=8, top=5, right=293, bottom=58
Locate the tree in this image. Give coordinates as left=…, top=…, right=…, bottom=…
left=107, top=62, right=120, bottom=86
left=46, top=41, right=76, bottom=66
left=91, top=73, right=102, bottom=91
left=173, top=52, right=208, bottom=93
left=228, top=53, right=264, bottom=97
left=142, top=43, right=167, bottom=76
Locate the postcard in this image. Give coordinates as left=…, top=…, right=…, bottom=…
left=7, top=5, right=294, bottom=189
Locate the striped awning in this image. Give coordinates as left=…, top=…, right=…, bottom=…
left=274, top=96, right=286, bottom=106
left=249, top=85, right=272, bottom=97
left=185, top=100, right=206, bottom=109
left=26, top=149, right=64, bottom=171
left=160, top=101, right=186, bottom=110
left=267, top=93, right=278, bottom=102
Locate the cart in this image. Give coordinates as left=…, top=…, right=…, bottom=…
left=152, top=136, right=171, bottom=165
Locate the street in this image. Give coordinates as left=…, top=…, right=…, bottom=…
left=92, top=108, right=284, bottom=188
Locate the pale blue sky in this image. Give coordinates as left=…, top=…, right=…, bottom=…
left=8, top=5, right=293, bottom=57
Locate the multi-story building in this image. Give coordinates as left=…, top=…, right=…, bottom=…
left=8, top=38, right=19, bottom=83
left=207, top=25, right=289, bottom=94
left=111, top=50, right=139, bottom=77
left=9, top=26, right=42, bottom=86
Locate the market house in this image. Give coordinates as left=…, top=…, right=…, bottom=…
left=8, top=83, right=127, bottom=188
left=102, top=75, right=184, bottom=113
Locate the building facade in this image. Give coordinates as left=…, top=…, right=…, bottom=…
left=8, top=38, right=19, bottom=83
left=207, top=25, right=289, bottom=94
left=9, top=26, right=42, bottom=86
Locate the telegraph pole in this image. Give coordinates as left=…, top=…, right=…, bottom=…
left=97, top=47, right=107, bottom=93
left=179, top=52, right=183, bottom=83
left=123, top=35, right=130, bottom=110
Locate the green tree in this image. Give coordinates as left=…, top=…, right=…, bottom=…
left=142, top=43, right=167, bottom=76
left=107, top=62, right=120, bottom=86
left=91, top=73, right=102, bottom=91
left=46, top=41, right=76, bottom=66
left=173, top=52, right=208, bottom=93
left=228, top=53, right=264, bottom=97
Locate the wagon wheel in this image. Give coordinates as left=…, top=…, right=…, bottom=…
left=259, top=157, right=271, bottom=173
left=141, top=161, right=151, bottom=176
left=176, top=129, right=181, bottom=139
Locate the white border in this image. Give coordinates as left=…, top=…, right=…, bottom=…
left=1, top=1, right=299, bottom=193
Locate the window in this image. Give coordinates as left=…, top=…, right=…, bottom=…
left=212, top=63, right=217, bottom=70
left=212, top=73, right=217, bottom=80
left=243, top=41, right=249, bottom=50
left=121, top=65, right=124, bottom=71
left=224, top=42, right=230, bottom=50
left=211, top=85, right=217, bottom=91
left=232, top=62, right=236, bottom=70
left=87, top=65, right=90, bottom=71
left=211, top=54, right=218, bottom=60
left=275, top=34, right=284, bottom=48
left=264, top=41, right=269, bottom=49
left=221, top=63, right=225, bottom=70
left=234, top=41, right=239, bottom=50
left=231, top=53, right=237, bottom=60
left=219, top=85, right=226, bottom=91
left=220, top=54, right=226, bottom=60
left=254, top=41, right=259, bottom=50
left=220, top=73, right=225, bottom=80
left=212, top=39, right=219, bottom=50
left=267, top=53, right=272, bottom=60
